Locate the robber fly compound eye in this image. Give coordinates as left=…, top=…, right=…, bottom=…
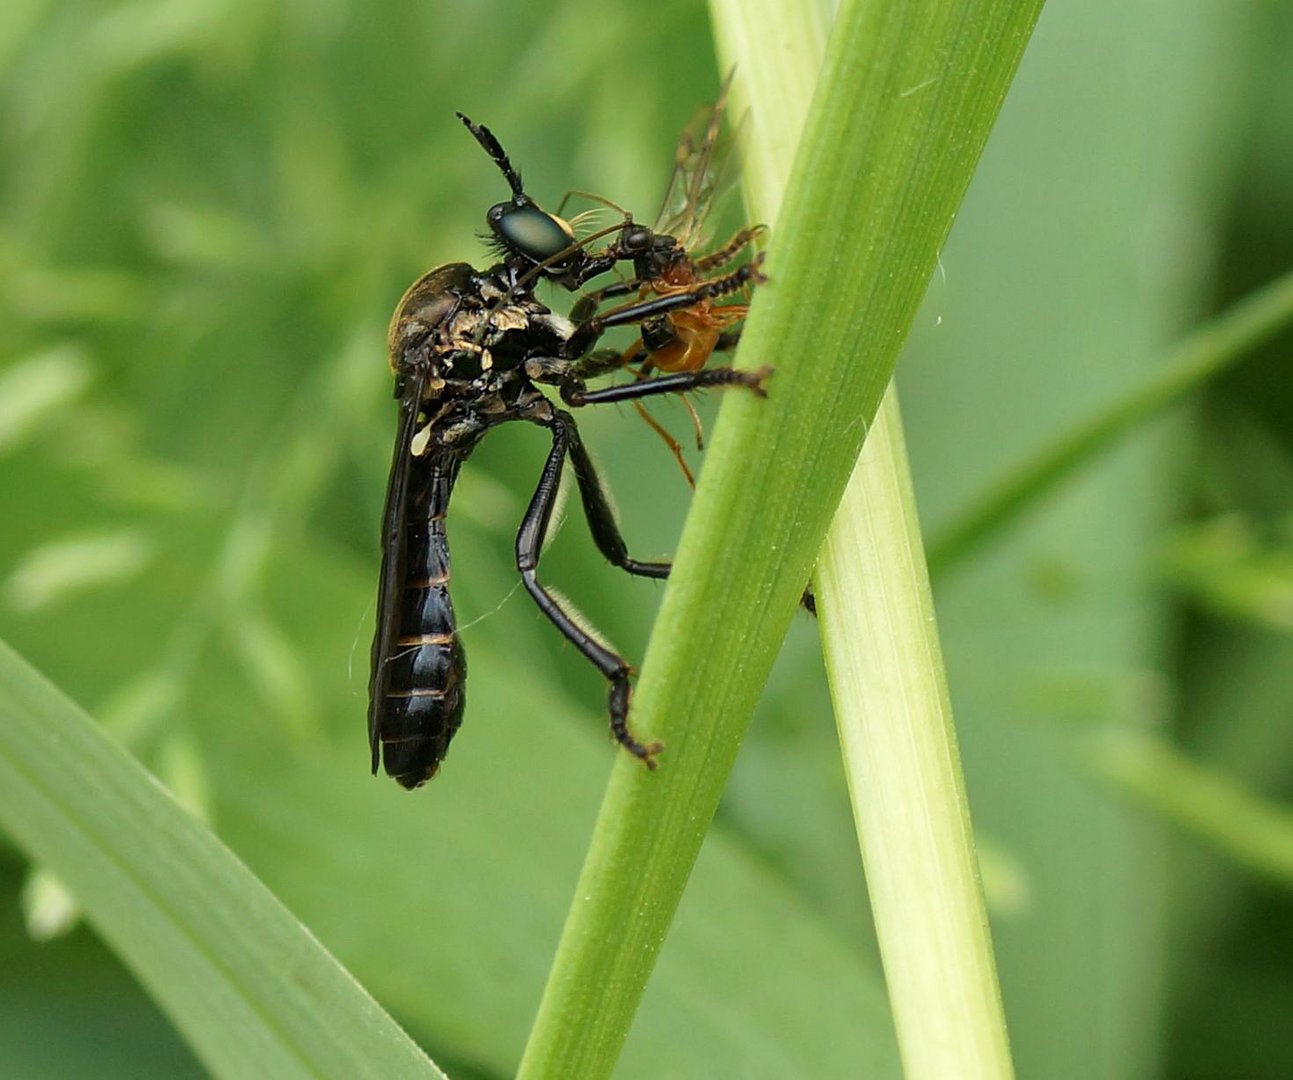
left=486, top=201, right=577, bottom=266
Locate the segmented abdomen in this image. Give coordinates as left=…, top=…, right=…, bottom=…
left=374, top=454, right=467, bottom=788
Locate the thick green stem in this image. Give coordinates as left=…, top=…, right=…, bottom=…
left=819, top=390, right=1014, bottom=1078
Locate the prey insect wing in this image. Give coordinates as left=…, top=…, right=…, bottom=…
left=653, top=71, right=736, bottom=249
left=580, top=72, right=763, bottom=483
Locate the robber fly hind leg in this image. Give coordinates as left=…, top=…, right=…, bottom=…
left=517, top=402, right=664, bottom=766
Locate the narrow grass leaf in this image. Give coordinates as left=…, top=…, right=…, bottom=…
left=928, top=267, right=1293, bottom=574
left=0, top=639, right=442, bottom=1080
left=819, top=392, right=1014, bottom=1078
left=1090, top=727, right=1293, bottom=888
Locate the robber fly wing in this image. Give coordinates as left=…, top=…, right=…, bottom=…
left=367, top=364, right=427, bottom=771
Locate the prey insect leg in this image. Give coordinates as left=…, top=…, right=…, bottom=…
left=693, top=225, right=767, bottom=273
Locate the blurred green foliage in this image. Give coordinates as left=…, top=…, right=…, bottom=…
left=0, top=1, right=1290, bottom=1077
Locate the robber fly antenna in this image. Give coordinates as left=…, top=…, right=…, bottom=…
left=456, top=112, right=526, bottom=202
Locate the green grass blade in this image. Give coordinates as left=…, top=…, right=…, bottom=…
left=518, top=0, right=1044, bottom=1076
left=819, top=392, right=1014, bottom=1077
left=0, top=639, right=442, bottom=1080
left=928, top=267, right=1293, bottom=574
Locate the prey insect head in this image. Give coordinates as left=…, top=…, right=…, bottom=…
left=616, top=222, right=655, bottom=256
left=632, top=229, right=687, bottom=280
left=456, top=112, right=579, bottom=272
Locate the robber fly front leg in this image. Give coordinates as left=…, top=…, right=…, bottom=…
left=556, top=365, right=770, bottom=408
left=559, top=259, right=765, bottom=358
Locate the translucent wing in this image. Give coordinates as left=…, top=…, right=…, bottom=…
left=653, top=70, right=738, bottom=250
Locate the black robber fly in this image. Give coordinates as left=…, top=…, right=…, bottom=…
left=368, top=112, right=768, bottom=789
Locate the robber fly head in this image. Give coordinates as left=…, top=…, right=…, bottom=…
left=455, top=112, right=583, bottom=275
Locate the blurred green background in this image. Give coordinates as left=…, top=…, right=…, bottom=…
left=1, top=1, right=1291, bottom=1077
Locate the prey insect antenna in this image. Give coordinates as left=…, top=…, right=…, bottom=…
left=556, top=188, right=633, bottom=219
